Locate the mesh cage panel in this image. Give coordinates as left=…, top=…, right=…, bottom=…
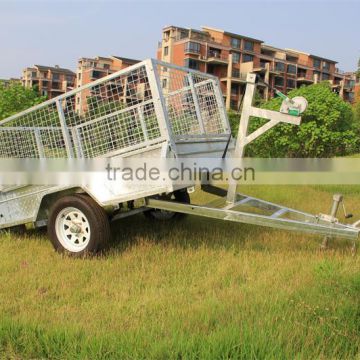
left=0, top=60, right=229, bottom=159
left=157, top=64, right=228, bottom=138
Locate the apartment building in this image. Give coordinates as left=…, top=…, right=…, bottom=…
left=21, top=65, right=75, bottom=99
left=340, top=72, right=357, bottom=103
left=157, top=26, right=263, bottom=110
left=75, top=55, right=140, bottom=113
left=157, top=25, right=356, bottom=110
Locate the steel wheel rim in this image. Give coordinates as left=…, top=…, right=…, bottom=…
left=55, top=207, right=91, bottom=252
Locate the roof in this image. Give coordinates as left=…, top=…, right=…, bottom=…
left=285, top=49, right=337, bottom=64
left=110, top=56, right=140, bottom=64
left=34, top=65, right=75, bottom=75
left=310, top=54, right=337, bottom=64
left=262, top=44, right=298, bottom=57
left=163, top=25, right=207, bottom=33
left=201, top=26, right=263, bottom=43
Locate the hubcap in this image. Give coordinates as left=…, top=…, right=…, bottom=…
left=55, top=207, right=91, bottom=252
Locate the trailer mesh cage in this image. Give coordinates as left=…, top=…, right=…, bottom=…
left=0, top=59, right=229, bottom=159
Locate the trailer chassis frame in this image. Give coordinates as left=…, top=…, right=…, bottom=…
left=146, top=184, right=359, bottom=243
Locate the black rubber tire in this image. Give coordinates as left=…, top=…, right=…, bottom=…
left=47, top=194, right=111, bottom=256
left=144, top=189, right=190, bottom=222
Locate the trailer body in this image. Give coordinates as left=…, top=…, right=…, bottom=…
left=0, top=59, right=230, bottom=229
left=0, top=60, right=359, bottom=254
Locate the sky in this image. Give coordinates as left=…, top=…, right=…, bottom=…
left=0, top=0, right=359, bottom=78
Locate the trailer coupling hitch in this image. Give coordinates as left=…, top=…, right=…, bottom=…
left=320, top=194, right=357, bottom=252
left=319, top=194, right=351, bottom=223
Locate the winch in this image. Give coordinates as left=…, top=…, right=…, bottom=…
left=258, top=78, right=308, bottom=116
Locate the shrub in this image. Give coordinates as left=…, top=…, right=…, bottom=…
left=0, top=83, right=45, bottom=121
left=229, top=82, right=359, bottom=157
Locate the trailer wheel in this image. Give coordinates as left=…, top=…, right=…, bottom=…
left=144, top=190, right=190, bottom=221
left=48, top=194, right=111, bottom=256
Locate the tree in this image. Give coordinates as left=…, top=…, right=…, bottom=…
left=0, top=82, right=45, bottom=121
left=229, top=82, right=359, bottom=157
left=354, top=97, right=360, bottom=127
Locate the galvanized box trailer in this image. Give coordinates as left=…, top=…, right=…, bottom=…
left=0, top=59, right=358, bottom=255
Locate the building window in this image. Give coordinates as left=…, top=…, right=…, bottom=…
left=231, top=37, right=241, bottom=49
left=244, top=40, right=254, bottom=51
left=287, top=64, right=296, bottom=74
left=184, top=42, right=200, bottom=54
left=275, top=62, right=285, bottom=72
left=52, top=73, right=60, bottom=81
left=92, top=70, right=103, bottom=79
left=242, top=54, right=254, bottom=63
left=66, top=75, right=73, bottom=82
left=163, top=31, right=170, bottom=41
left=232, top=69, right=240, bottom=78
left=103, top=64, right=110, bottom=70
left=31, top=71, right=37, bottom=78
left=274, top=76, right=284, bottom=87
left=184, top=58, right=199, bottom=70
left=231, top=84, right=238, bottom=95
left=322, top=73, right=330, bottom=81
left=313, top=59, right=321, bottom=69
left=287, top=79, right=296, bottom=88
left=232, top=52, right=240, bottom=63
left=322, top=62, right=330, bottom=71
left=162, top=78, right=167, bottom=88
left=179, top=30, right=188, bottom=40
left=164, top=46, right=169, bottom=56
left=78, top=73, right=81, bottom=80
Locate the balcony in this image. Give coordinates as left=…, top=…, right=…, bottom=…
left=335, top=68, right=346, bottom=76
left=231, top=69, right=247, bottom=83
left=297, top=73, right=314, bottom=83
left=344, top=84, right=354, bottom=92
left=269, top=64, right=281, bottom=74
left=331, top=79, right=342, bottom=88
left=90, top=69, right=112, bottom=80
left=172, top=30, right=210, bottom=43
left=253, top=62, right=268, bottom=73
left=184, top=43, right=201, bottom=55
left=205, top=51, right=228, bottom=64
left=220, top=69, right=247, bottom=83
left=51, top=82, right=64, bottom=91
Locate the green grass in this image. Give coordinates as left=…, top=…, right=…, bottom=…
left=0, top=185, right=360, bottom=359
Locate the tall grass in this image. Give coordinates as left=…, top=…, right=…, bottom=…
left=0, top=185, right=359, bottom=359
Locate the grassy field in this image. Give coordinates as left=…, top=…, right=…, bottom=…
left=0, top=185, right=359, bottom=359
